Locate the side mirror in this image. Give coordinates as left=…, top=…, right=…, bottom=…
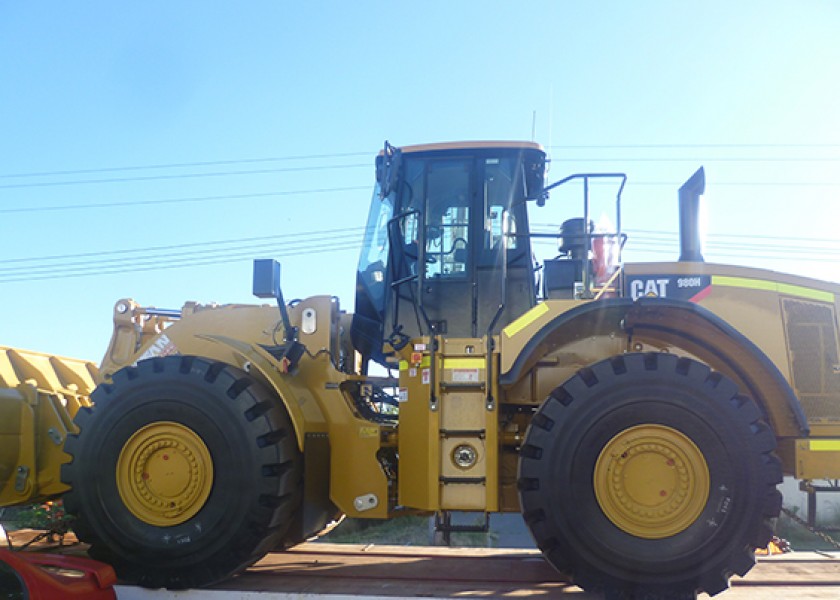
left=377, top=141, right=402, bottom=199
left=253, top=258, right=282, bottom=299
left=252, top=259, right=304, bottom=372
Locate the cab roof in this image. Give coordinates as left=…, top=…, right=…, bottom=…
left=381, top=141, right=544, bottom=155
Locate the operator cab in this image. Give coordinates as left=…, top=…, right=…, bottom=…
left=351, top=141, right=625, bottom=368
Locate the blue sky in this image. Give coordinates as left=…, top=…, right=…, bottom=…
left=2, top=1, right=839, bottom=361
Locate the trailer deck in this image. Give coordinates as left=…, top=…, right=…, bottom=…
left=6, top=530, right=840, bottom=599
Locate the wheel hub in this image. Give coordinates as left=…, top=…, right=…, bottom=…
left=116, top=421, right=214, bottom=527
left=594, top=424, right=710, bottom=539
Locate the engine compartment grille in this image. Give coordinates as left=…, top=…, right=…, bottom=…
left=783, top=298, right=840, bottom=422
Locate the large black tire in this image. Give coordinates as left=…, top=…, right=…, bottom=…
left=61, top=356, right=302, bottom=589
left=518, top=353, right=782, bottom=599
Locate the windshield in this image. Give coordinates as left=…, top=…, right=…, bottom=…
left=357, top=183, right=393, bottom=317
left=398, top=153, right=531, bottom=275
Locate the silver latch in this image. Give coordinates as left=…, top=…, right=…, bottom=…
left=15, top=466, right=30, bottom=493
left=301, top=308, right=317, bottom=334
left=353, top=493, right=379, bottom=512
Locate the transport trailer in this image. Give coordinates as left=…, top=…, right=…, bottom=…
left=5, top=530, right=840, bottom=600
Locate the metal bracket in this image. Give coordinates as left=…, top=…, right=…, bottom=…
left=14, top=466, right=29, bottom=493
left=353, top=493, right=379, bottom=512
left=47, top=428, right=63, bottom=445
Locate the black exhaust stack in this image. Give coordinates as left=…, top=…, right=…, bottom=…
left=678, top=167, right=705, bottom=262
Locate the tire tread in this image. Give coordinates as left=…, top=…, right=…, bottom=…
left=518, top=353, right=782, bottom=598
left=61, top=355, right=302, bottom=589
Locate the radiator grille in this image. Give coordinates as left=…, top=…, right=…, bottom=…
left=783, top=299, right=840, bottom=421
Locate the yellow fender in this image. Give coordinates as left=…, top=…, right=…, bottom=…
left=197, top=334, right=327, bottom=451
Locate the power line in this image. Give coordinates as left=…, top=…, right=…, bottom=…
left=2, top=226, right=370, bottom=266
left=533, top=237, right=840, bottom=264
left=0, top=163, right=368, bottom=190
left=0, top=231, right=371, bottom=274
left=548, top=143, right=840, bottom=150
left=606, top=181, right=840, bottom=187
left=0, top=186, right=370, bottom=214
left=552, top=157, right=840, bottom=163
left=629, top=229, right=840, bottom=245
left=531, top=228, right=840, bottom=260
left=533, top=225, right=840, bottom=245
left=625, top=246, right=840, bottom=264
left=0, top=243, right=361, bottom=284
left=6, top=222, right=838, bottom=284
left=0, top=222, right=375, bottom=283
left=5, top=176, right=840, bottom=217
left=0, top=151, right=372, bottom=180
left=2, top=143, right=837, bottom=182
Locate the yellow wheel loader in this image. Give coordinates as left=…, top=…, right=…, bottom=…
left=3, top=140, right=840, bottom=598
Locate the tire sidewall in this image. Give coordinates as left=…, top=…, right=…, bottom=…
left=96, top=395, right=257, bottom=562
left=521, top=355, right=770, bottom=587
left=68, top=358, right=295, bottom=573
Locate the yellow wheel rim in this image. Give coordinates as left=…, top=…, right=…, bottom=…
left=594, top=424, right=710, bottom=539
left=116, top=421, right=214, bottom=527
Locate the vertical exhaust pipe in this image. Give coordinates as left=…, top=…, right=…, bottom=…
left=678, top=167, right=705, bottom=262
